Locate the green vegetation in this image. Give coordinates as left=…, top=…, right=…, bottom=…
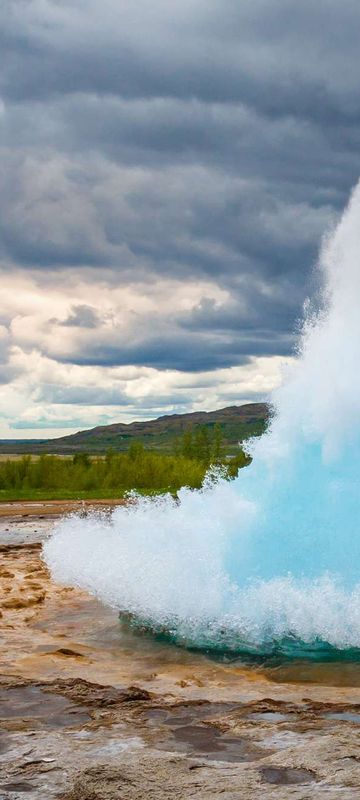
left=0, top=427, right=251, bottom=501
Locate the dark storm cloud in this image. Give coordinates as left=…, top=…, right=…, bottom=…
left=180, top=294, right=297, bottom=336
left=2, top=1, right=360, bottom=117
left=1, top=0, right=360, bottom=374
left=51, top=329, right=289, bottom=373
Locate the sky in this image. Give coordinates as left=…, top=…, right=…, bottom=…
left=0, top=0, right=359, bottom=439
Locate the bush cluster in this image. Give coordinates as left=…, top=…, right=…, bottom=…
left=0, top=433, right=250, bottom=500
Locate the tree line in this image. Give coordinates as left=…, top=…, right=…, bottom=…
left=0, top=425, right=251, bottom=499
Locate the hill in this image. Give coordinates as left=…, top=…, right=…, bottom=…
left=0, top=403, right=269, bottom=455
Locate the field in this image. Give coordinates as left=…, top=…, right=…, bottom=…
left=0, top=442, right=250, bottom=502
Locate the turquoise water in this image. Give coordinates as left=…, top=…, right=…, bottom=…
left=119, top=612, right=360, bottom=662
left=44, top=181, right=360, bottom=659
left=228, top=439, right=360, bottom=586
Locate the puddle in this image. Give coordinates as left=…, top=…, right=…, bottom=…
left=146, top=709, right=170, bottom=723
left=163, top=714, right=195, bottom=726
left=247, top=712, right=293, bottom=723
left=0, top=686, right=90, bottom=729
left=260, top=766, right=317, bottom=785
left=267, top=661, right=360, bottom=687
left=145, top=703, right=235, bottom=726
left=0, top=782, right=35, bottom=793
left=145, top=704, right=264, bottom=763
left=170, top=724, right=263, bottom=762
left=324, top=711, right=360, bottom=723
left=173, top=724, right=223, bottom=751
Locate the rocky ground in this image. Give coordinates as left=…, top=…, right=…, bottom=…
left=1, top=507, right=360, bottom=798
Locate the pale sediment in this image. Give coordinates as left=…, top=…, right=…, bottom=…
left=1, top=519, right=360, bottom=798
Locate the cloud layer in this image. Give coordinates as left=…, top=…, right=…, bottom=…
left=0, top=1, right=359, bottom=436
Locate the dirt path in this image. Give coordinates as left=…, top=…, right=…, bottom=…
left=0, top=498, right=126, bottom=518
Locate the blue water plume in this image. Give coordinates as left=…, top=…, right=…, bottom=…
left=44, top=183, right=360, bottom=657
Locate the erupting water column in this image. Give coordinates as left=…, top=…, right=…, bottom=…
left=45, top=183, right=360, bottom=656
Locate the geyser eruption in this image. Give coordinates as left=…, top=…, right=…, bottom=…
left=45, top=183, right=360, bottom=656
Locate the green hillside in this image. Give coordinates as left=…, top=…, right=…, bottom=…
left=0, top=403, right=269, bottom=455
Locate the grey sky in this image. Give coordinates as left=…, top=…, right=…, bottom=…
left=0, top=0, right=358, bottom=435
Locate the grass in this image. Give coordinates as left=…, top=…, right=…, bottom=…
left=0, top=453, right=76, bottom=462
left=0, top=487, right=173, bottom=502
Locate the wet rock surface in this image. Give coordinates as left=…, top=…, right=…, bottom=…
left=1, top=518, right=360, bottom=798
left=259, top=765, right=317, bottom=785
left=0, top=685, right=90, bottom=729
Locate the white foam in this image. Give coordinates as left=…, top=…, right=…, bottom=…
left=44, top=181, right=360, bottom=653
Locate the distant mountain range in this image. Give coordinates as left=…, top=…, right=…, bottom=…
left=0, top=403, right=269, bottom=454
